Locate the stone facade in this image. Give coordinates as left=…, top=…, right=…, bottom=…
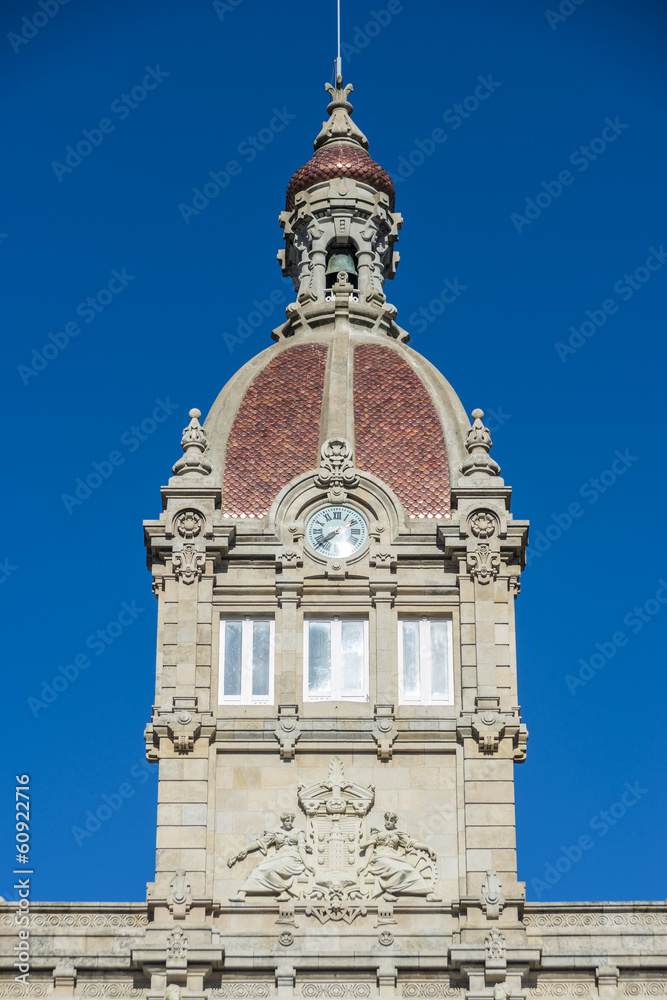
left=2, top=75, right=664, bottom=1000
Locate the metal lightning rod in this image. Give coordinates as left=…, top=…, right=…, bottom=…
left=335, top=0, right=342, bottom=81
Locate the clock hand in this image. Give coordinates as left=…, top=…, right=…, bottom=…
left=319, top=520, right=352, bottom=543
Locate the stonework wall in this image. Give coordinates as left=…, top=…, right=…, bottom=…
left=3, top=903, right=666, bottom=998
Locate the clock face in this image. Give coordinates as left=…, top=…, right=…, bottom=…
left=305, top=505, right=368, bottom=559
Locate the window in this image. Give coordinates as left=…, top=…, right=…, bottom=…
left=398, top=618, right=453, bottom=705
left=219, top=618, right=274, bottom=706
left=304, top=618, right=368, bottom=702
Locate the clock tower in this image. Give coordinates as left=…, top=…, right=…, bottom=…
left=139, top=74, right=531, bottom=996
left=3, top=60, right=665, bottom=1000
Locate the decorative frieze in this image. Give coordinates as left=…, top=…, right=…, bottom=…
left=81, top=986, right=144, bottom=998
left=0, top=985, right=49, bottom=997
left=527, top=983, right=592, bottom=997
left=523, top=911, right=667, bottom=928
left=0, top=911, right=148, bottom=928
left=402, top=985, right=464, bottom=998
left=211, top=987, right=271, bottom=999
left=301, top=986, right=371, bottom=999
left=623, top=984, right=667, bottom=996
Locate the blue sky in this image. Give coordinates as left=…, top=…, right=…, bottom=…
left=3, top=0, right=666, bottom=904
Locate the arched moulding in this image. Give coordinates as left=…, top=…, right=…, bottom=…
left=267, top=465, right=411, bottom=549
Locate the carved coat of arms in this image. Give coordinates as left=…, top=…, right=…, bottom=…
left=227, top=757, right=439, bottom=922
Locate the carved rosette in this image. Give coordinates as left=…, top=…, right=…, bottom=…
left=172, top=509, right=206, bottom=583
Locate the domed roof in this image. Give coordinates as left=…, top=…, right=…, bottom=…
left=286, top=144, right=395, bottom=212
left=205, top=337, right=467, bottom=522
left=201, top=77, right=470, bottom=521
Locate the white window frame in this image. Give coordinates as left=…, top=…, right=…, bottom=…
left=218, top=617, right=274, bottom=706
left=397, top=616, right=454, bottom=706
left=303, top=617, right=369, bottom=703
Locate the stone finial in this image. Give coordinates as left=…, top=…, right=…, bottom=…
left=172, top=408, right=212, bottom=477
left=314, top=75, right=369, bottom=152
left=461, top=408, right=501, bottom=477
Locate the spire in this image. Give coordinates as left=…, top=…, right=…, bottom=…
left=313, top=75, right=369, bottom=152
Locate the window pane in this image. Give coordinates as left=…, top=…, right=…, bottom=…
left=429, top=621, right=449, bottom=698
left=401, top=621, right=421, bottom=698
left=308, top=621, right=331, bottom=696
left=223, top=622, right=242, bottom=697
left=252, top=621, right=271, bottom=697
left=340, top=620, right=364, bottom=695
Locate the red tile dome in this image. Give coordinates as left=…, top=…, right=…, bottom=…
left=286, top=144, right=395, bottom=212
left=218, top=340, right=451, bottom=521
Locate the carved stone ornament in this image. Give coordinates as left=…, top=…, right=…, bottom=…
left=469, top=510, right=499, bottom=539
left=458, top=701, right=528, bottom=760
left=166, top=926, right=188, bottom=960
left=169, top=869, right=191, bottom=917
left=172, top=408, right=212, bottom=477
left=145, top=697, right=216, bottom=757
left=485, top=927, right=506, bottom=962
left=273, top=704, right=302, bottom=761
left=371, top=704, right=398, bottom=761
left=315, top=437, right=359, bottom=502
left=461, top=409, right=501, bottom=478
left=315, top=77, right=370, bottom=152
left=471, top=708, right=505, bottom=754
left=226, top=757, right=439, bottom=921
left=172, top=509, right=206, bottom=584
left=481, top=869, right=506, bottom=919
left=467, top=542, right=501, bottom=584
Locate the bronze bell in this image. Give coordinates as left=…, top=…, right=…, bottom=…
left=325, top=252, right=358, bottom=277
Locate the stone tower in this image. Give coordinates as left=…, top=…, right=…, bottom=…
left=5, top=74, right=665, bottom=1000
left=140, top=75, right=530, bottom=991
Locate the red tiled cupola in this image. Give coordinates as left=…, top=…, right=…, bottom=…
left=286, top=144, right=395, bottom=212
